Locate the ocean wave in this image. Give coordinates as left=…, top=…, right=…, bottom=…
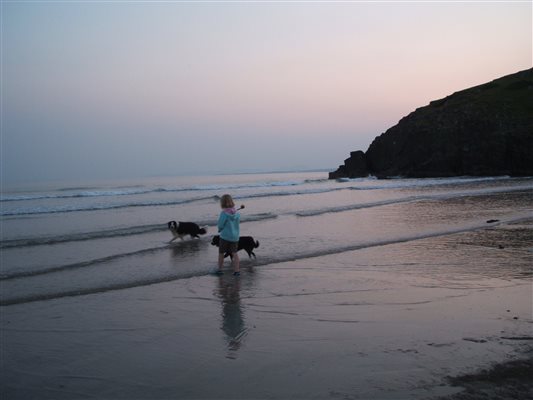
left=6, top=186, right=527, bottom=250
left=341, top=176, right=513, bottom=190
left=0, top=245, right=171, bottom=281
left=0, top=271, right=205, bottom=306
left=1, top=188, right=155, bottom=202
left=0, top=212, right=277, bottom=250
left=3, top=182, right=532, bottom=218
left=297, top=186, right=533, bottom=217
left=0, top=186, right=346, bottom=216
left=295, top=197, right=421, bottom=216
left=2, top=176, right=525, bottom=204
left=192, top=180, right=304, bottom=190
left=0, top=224, right=165, bottom=250
left=0, top=179, right=316, bottom=202
left=305, top=178, right=330, bottom=183
left=2, top=212, right=530, bottom=306
left=235, top=187, right=345, bottom=200
left=0, top=195, right=217, bottom=216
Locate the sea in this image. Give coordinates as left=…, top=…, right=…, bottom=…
left=1, top=172, right=532, bottom=306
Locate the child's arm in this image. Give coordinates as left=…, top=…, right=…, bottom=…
left=217, top=213, right=226, bottom=232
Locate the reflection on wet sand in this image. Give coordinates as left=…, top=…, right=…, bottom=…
left=170, top=239, right=206, bottom=258
left=215, top=274, right=248, bottom=359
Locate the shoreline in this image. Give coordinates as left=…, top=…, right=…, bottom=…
left=3, top=212, right=531, bottom=307
left=2, top=218, right=532, bottom=399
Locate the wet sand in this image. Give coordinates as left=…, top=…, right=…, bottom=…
left=2, top=220, right=532, bottom=399
left=438, top=356, right=533, bottom=400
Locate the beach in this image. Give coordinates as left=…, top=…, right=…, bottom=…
left=1, top=173, right=532, bottom=399
left=4, top=2, right=532, bottom=398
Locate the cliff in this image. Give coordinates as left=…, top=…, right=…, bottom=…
left=329, top=68, right=533, bottom=179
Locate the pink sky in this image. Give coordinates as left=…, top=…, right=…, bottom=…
left=2, top=1, right=531, bottom=183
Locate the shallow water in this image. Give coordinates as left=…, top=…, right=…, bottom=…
left=2, top=227, right=531, bottom=400
left=1, top=173, right=532, bottom=399
left=1, top=173, right=532, bottom=305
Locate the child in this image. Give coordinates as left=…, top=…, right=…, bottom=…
left=216, top=194, right=240, bottom=276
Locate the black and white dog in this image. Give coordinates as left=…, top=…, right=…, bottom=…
left=167, top=221, right=207, bottom=242
left=211, top=235, right=260, bottom=259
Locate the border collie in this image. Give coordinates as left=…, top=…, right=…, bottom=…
left=168, top=221, right=207, bottom=242
left=211, top=235, right=260, bottom=259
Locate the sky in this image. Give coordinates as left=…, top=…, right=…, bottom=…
left=1, top=1, right=531, bottom=185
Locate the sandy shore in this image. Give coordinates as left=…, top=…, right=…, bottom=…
left=438, top=356, right=532, bottom=400
left=2, top=221, right=532, bottom=399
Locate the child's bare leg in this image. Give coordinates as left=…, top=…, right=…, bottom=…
left=232, top=252, right=240, bottom=273
left=218, top=253, right=224, bottom=271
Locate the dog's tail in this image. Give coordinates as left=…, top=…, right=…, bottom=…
left=255, top=240, right=260, bottom=248
left=199, top=226, right=208, bottom=235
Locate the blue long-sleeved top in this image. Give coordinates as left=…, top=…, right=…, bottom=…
left=217, top=210, right=240, bottom=242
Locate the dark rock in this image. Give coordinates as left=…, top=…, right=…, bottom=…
left=329, top=151, right=368, bottom=179
left=330, top=68, right=533, bottom=179
left=328, top=165, right=348, bottom=180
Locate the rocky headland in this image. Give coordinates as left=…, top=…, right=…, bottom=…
left=329, top=68, right=533, bottom=179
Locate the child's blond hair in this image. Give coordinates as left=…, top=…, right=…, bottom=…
left=220, top=194, right=235, bottom=209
